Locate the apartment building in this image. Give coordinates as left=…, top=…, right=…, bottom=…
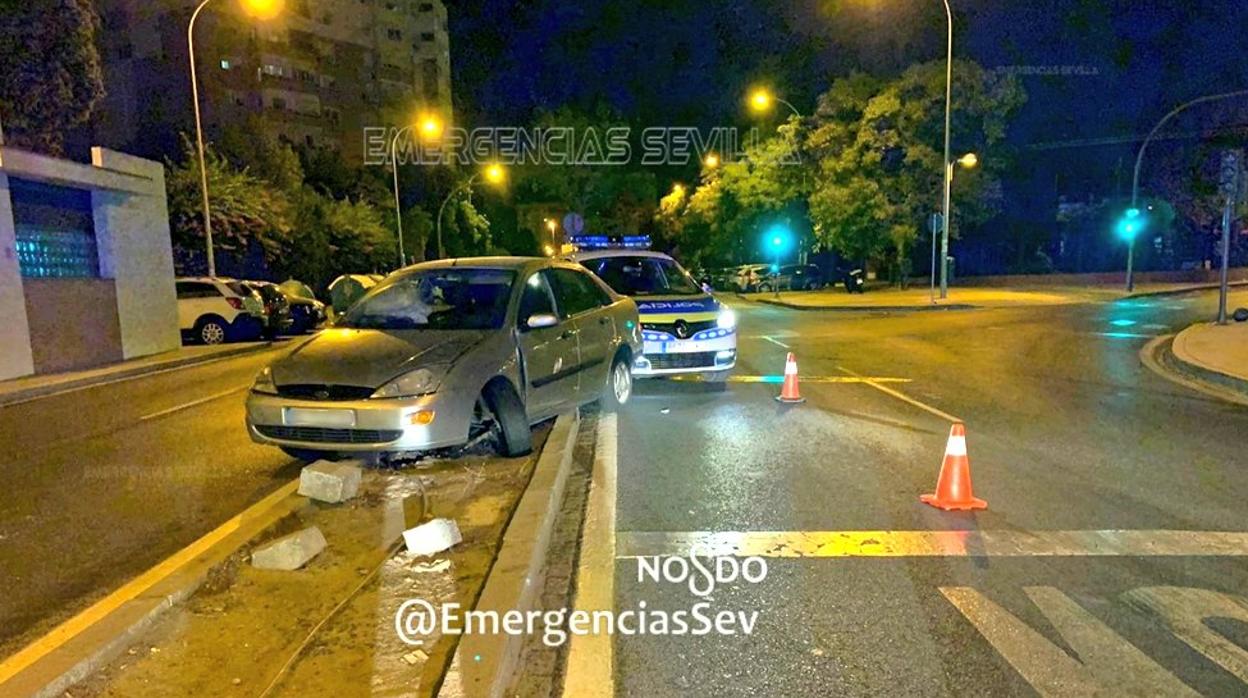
left=94, top=0, right=453, bottom=164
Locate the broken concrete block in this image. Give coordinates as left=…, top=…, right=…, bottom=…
left=251, top=527, right=327, bottom=570
left=403, top=518, right=462, bottom=557
left=298, top=460, right=362, bottom=504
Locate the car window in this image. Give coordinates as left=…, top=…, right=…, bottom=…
left=582, top=256, right=701, bottom=297
left=518, top=272, right=558, bottom=327
left=340, top=268, right=515, bottom=330
left=176, top=282, right=220, bottom=299
left=549, top=268, right=611, bottom=318
left=225, top=281, right=252, bottom=297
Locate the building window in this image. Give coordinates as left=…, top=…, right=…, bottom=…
left=420, top=32, right=434, bottom=42
left=386, top=28, right=402, bottom=40
left=220, top=59, right=232, bottom=70
left=422, top=59, right=439, bottom=100
left=10, top=179, right=98, bottom=279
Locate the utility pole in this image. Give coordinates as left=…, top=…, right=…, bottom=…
left=1217, top=150, right=1241, bottom=325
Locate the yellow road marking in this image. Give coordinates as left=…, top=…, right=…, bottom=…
left=0, top=479, right=300, bottom=685
left=671, top=375, right=912, bottom=384
left=617, top=529, right=1248, bottom=559
left=838, top=365, right=961, bottom=422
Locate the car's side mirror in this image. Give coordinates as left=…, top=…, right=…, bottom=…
left=525, top=313, right=559, bottom=330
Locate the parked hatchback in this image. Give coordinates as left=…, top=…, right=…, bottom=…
left=246, top=258, right=642, bottom=463
left=175, top=277, right=266, bottom=344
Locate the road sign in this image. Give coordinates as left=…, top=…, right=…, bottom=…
left=563, top=212, right=585, bottom=236
left=1219, top=150, right=1241, bottom=198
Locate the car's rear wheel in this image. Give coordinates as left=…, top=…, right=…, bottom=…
left=481, top=381, right=532, bottom=457
left=195, top=317, right=228, bottom=345
left=600, top=354, right=633, bottom=411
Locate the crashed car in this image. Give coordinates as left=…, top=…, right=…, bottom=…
left=246, top=257, right=641, bottom=462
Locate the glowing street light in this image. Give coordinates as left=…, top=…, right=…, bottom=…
left=746, top=87, right=802, bottom=118
left=435, top=163, right=508, bottom=259
left=188, top=0, right=283, bottom=276
left=391, top=112, right=448, bottom=267
left=703, top=152, right=720, bottom=169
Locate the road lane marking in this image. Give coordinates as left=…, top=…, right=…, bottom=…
left=564, top=413, right=617, bottom=698
left=671, top=375, right=911, bottom=384
left=760, top=336, right=790, bottom=349
left=0, top=479, right=300, bottom=686
left=837, top=365, right=961, bottom=422
left=941, top=586, right=1200, bottom=696
left=1125, top=586, right=1248, bottom=683
left=137, top=385, right=250, bottom=421
left=616, top=529, right=1248, bottom=559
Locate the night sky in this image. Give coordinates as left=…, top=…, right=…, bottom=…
left=450, top=0, right=1248, bottom=147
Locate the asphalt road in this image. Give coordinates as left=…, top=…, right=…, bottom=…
left=612, top=288, right=1248, bottom=696
left=0, top=345, right=300, bottom=657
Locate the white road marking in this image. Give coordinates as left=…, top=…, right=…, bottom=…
left=1125, top=586, right=1248, bottom=683
left=137, top=385, right=250, bottom=422
left=760, top=336, right=791, bottom=349
left=837, top=365, right=962, bottom=423
left=670, top=374, right=911, bottom=384
left=941, top=586, right=1200, bottom=696
left=616, top=529, right=1248, bottom=558
left=564, top=413, right=617, bottom=697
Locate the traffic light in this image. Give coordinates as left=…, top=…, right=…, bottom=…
left=1116, top=208, right=1143, bottom=241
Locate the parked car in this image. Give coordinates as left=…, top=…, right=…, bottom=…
left=276, top=279, right=327, bottom=334
left=243, top=281, right=295, bottom=338
left=246, top=257, right=642, bottom=463
left=730, top=264, right=770, bottom=292
left=175, top=277, right=267, bottom=345
left=758, top=264, right=826, bottom=292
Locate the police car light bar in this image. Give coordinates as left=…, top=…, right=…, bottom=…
left=569, top=234, right=652, bottom=250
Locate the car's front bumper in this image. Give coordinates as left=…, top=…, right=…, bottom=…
left=632, top=329, right=737, bottom=376
left=245, top=388, right=476, bottom=453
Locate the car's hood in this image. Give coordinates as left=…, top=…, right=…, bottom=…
left=633, top=295, right=720, bottom=320
left=272, top=328, right=486, bottom=388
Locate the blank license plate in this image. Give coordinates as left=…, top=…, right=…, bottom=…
left=284, top=408, right=356, bottom=428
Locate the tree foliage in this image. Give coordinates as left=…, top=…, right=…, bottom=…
left=0, top=0, right=105, bottom=154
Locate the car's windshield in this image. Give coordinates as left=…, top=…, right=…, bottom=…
left=339, top=269, right=515, bottom=330
left=582, top=256, right=702, bottom=297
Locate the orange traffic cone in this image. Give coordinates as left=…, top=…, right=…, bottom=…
left=920, top=423, right=987, bottom=511
left=775, top=352, right=805, bottom=403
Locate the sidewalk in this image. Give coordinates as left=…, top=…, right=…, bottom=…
left=1169, top=321, right=1248, bottom=395
left=742, top=281, right=1248, bottom=311
left=0, top=341, right=279, bottom=406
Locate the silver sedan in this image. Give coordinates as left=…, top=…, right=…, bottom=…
left=246, top=257, right=641, bottom=462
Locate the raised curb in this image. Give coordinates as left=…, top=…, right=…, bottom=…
left=1165, top=330, right=1248, bottom=399
left=0, top=479, right=305, bottom=698
left=1139, top=336, right=1248, bottom=408
left=747, top=295, right=978, bottom=312
left=0, top=342, right=277, bottom=407
left=437, top=411, right=582, bottom=698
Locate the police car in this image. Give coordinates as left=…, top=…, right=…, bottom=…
left=569, top=237, right=737, bottom=378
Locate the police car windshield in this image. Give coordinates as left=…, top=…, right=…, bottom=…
left=583, top=256, right=702, bottom=297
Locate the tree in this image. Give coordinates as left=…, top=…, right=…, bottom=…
left=0, top=0, right=105, bottom=154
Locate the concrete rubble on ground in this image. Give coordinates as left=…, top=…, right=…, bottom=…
left=402, top=518, right=462, bottom=557
left=251, top=526, right=328, bottom=570
left=298, top=460, right=363, bottom=504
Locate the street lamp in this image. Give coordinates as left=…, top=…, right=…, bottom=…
left=703, top=152, right=720, bottom=170
left=746, top=88, right=802, bottom=119
left=390, top=113, right=444, bottom=268
left=932, top=152, right=977, bottom=301
left=188, top=0, right=283, bottom=277
left=435, top=163, right=507, bottom=260
left=935, top=0, right=955, bottom=299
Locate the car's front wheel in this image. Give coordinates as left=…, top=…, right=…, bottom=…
left=600, top=354, right=633, bottom=411
left=480, top=381, right=532, bottom=457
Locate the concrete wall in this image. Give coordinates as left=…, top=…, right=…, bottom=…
left=0, top=146, right=179, bottom=380
left=91, top=148, right=180, bottom=360
left=23, top=278, right=123, bottom=373
left=0, top=173, right=36, bottom=380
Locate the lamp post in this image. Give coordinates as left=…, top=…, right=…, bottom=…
left=435, top=164, right=505, bottom=259
left=936, top=0, right=955, bottom=299
left=1127, top=90, right=1248, bottom=292
left=389, top=115, right=443, bottom=268
left=747, top=88, right=802, bottom=119
left=932, top=152, right=977, bottom=302
left=188, top=0, right=282, bottom=277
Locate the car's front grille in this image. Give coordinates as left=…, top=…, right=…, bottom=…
left=646, top=351, right=719, bottom=370
left=275, top=384, right=375, bottom=400
left=255, top=425, right=402, bottom=444
left=642, top=320, right=717, bottom=338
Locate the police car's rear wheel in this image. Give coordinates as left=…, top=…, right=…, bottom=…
left=601, top=356, right=633, bottom=411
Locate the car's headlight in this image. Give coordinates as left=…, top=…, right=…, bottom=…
left=252, top=366, right=278, bottom=395
left=371, top=366, right=446, bottom=399
left=717, top=307, right=737, bottom=330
